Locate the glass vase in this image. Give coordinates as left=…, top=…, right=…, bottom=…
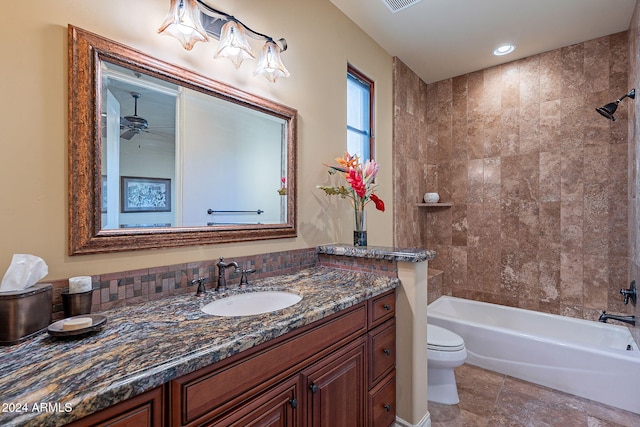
left=353, top=209, right=367, bottom=246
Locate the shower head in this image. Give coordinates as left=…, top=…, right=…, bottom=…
left=595, top=88, right=635, bottom=121
left=596, top=102, right=619, bottom=120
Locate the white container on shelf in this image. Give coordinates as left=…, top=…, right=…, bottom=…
left=423, top=192, right=440, bottom=203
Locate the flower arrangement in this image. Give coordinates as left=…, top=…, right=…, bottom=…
left=317, top=152, right=385, bottom=245
left=277, top=177, right=287, bottom=196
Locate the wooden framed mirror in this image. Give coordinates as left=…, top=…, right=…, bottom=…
left=68, top=25, right=297, bottom=255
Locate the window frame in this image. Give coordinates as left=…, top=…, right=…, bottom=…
left=347, top=64, right=375, bottom=160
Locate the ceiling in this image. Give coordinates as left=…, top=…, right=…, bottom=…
left=103, top=61, right=177, bottom=147
left=329, top=0, right=637, bottom=84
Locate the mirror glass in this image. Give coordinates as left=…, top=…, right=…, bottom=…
left=101, top=62, right=287, bottom=229
left=69, top=26, right=297, bottom=254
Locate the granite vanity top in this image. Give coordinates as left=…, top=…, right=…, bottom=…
left=317, top=243, right=435, bottom=262
left=0, top=266, right=398, bottom=427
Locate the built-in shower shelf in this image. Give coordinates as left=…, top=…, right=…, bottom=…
left=416, top=203, right=452, bottom=208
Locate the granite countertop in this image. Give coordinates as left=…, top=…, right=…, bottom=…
left=317, top=243, right=435, bottom=262
left=0, top=266, right=398, bottom=427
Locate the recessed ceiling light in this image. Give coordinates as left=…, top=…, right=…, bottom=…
left=493, top=44, right=515, bottom=56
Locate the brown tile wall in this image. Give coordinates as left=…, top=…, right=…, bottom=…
left=427, top=268, right=444, bottom=304
left=629, top=2, right=640, bottom=344
left=48, top=248, right=318, bottom=320
left=394, top=32, right=632, bottom=321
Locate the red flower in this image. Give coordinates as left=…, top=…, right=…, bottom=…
left=370, top=194, right=385, bottom=212
left=318, top=152, right=386, bottom=217
left=346, top=169, right=366, bottom=199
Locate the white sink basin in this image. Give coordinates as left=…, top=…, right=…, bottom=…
left=201, top=291, right=302, bottom=316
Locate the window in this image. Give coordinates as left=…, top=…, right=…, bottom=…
left=347, top=65, right=374, bottom=160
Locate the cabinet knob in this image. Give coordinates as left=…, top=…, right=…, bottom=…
left=309, top=384, right=319, bottom=393
left=384, top=404, right=391, bottom=412
left=383, top=349, right=391, bottom=356
left=383, top=304, right=391, bottom=310
left=289, top=398, right=298, bottom=409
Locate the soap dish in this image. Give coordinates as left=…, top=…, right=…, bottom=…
left=47, top=314, right=107, bottom=338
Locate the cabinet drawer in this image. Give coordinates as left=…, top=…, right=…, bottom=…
left=368, top=319, right=395, bottom=386
left=369, top=371, right=396, bottom=427
left=172, top=304, right=367, bottom=426
left=368, top=290, right=395, bottom=328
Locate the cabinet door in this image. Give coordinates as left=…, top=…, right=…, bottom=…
left=208, top=375, right=301, bottom=427
left=65, top=386, right=163, bottom=427
left=303, top=338, right=366, bottom=427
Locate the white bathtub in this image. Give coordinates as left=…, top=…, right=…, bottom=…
left=428, top=296, right=640, bottom=414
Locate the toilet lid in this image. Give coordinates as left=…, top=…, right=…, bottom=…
left=427, top=324, right=465, bottom=351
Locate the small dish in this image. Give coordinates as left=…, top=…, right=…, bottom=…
left=47, top=314, right=107, bottom=338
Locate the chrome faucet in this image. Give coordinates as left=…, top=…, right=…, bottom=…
left=598, top=311, right=636, bottom=326
left=216, top=257, right=239, bottom=291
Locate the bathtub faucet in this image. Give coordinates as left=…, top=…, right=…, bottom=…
left=598, top=311, right=636, bottom=326
left=620, top=280, right=637, bottom=306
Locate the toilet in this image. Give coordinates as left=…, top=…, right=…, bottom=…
left=427, top=324, right=467, bottom=404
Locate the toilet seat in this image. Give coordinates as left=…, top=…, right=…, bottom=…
left=428, top=324, right=465, bottom=352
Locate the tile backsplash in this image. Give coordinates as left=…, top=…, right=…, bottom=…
left=47, top=246, right=402, bottom=320
left=49, top=248, right=317, bottom=320
left=317, top=253, right=398, bottom=277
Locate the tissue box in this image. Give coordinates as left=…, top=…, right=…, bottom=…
left=0, top=283, right=52, bottom=345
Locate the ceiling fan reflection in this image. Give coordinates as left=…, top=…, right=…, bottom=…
left=120, top=92, right=173, bottom=141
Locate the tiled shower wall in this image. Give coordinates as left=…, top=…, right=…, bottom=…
left=394, top=32, right=633, bottom=321
left=629, top=2, right=640, bottom=343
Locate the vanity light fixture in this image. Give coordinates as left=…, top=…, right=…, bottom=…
left=158, top=0, right=290, bottom=82
left=214, top=20, right=255, bottom=69
left=157, top=0, right=208, bottom=50
left=595, top=89, right=635, bottom=121
left=493, top=44, right=515, bottom=56
left=254, top=40, right=290, bottom=83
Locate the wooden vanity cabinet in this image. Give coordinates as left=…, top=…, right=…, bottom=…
left=69, top=289, right=396, bottom=427
left=170, top=303, right=368, bottom=426
left=173, top=290, right=397, bottom=427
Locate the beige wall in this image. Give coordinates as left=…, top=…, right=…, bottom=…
left=395, top=32, right=633, bottom=321
left=0, top=0, right=393, bottom=280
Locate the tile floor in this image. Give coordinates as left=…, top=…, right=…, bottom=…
left=428, top=364, right=640, bottom=427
